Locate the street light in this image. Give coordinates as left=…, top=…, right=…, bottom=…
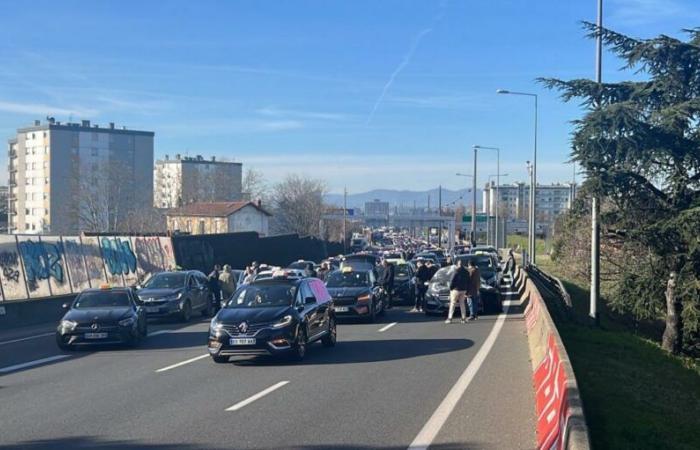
left=526, top=160, right=534, bottom=265
left=497, top=89, right=538, bottom=264
left=487, top=173, right=509, bottom=247
left=456, top=173, right=473, bottom=243
left=474, top=145, right=501, bottom=248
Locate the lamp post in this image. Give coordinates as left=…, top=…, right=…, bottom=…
left=487, top=173, right=509, bottom=247
left=591, top=0, right=603, bottom=325
left=497, top=89, right=538, bottom=264
left=525, top=161, right=534, bottom=265
left=474, top=145, right=501, bottom=248
left=456, top=173, right=473, bottom=243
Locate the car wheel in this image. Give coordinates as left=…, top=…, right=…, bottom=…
left=180, top=300, right=192, bottom=322
left=292, top=327, right=307, bottom=362
left=322, top=317, right=336, bottom=347
left=212, top=355, right=229, bottom=364
left=56, top=336, right=73, bottom=351
left=367, top=302, right=377, bottom=323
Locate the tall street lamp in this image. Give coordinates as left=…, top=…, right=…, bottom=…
left=474, top=145, right=501, bottom=248
left=487, top=173, right=509, bottom=247
left=497, top=89, right=538, bottom=263
left=526, top=160, right=534, bottom=265
left=456, top=172, right=473, bottom=241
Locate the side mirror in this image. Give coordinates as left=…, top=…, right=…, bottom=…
left=305, top=296, right=316, bottom=305
left=62, top=303, right=70, bottom=309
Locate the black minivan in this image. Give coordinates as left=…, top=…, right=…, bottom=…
left=208, top=274, right=336, bottom=363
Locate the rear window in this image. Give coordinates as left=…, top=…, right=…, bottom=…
left=227, top=283, right=295, bottom=308
left=326, top=271, right=369, bottom=288
left=395, top=265, right=411, bottom=278
left=74, top=291, right=131, bottom=309
left=143, top=272, right=186, bottom=289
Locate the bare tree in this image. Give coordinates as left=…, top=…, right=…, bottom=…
left=242, top=168, right=268, bottom=203
left=270, top=174, right=327, bottom=237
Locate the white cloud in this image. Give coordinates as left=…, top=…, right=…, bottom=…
left=0, top=100, right=98, bottom=117
left=256, top=106, right=348, bottom=121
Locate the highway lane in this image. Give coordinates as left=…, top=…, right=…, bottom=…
left=0, top=304, right=535, bottom=449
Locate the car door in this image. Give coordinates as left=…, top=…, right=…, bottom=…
left=197, top=273, right=211, bottom=308
left=190, top=274, right=206, bottom=310
left=309, top=279, right=331, bottom=332
left=299, top=281, right=321, bottom=339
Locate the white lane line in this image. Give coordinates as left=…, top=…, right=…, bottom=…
left=408, top=306, right=510, bottom=450
left=155, top=354, right=209, bottom=373
left=502, top=300, right=521, bottom=307
left=226, top=381, right=289, bottom=411
left=147, top=329, right=175, bottom=337
left=378, top=322, right=398, bottom=333
left=0, top=332, right=55, bottom=346
left=0, top=354, right=71, bottom=374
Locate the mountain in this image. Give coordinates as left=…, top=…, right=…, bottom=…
left=325, top=188, right=483, bottom=210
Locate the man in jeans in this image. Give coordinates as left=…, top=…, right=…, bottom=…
left=446, top=259, right=470, bottom=324
left=466, top=259, right=481, bottom=320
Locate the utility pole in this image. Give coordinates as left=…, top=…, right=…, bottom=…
left=438, top=185, right=442, bottom=248
left=472, top=146, right=477, bottom=245
left=343, top=186, right=347, bottom=254
left=590, top=0, right=603, bottom=325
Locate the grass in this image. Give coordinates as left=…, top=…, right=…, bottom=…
left=506, top=234, right=550, bottom=265
left=536, top=265, right=700, bottom=449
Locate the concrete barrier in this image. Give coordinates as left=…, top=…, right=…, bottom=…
left=516, top=266, right=590, bottom=450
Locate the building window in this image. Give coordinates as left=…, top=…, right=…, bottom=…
left=44, top=177, right=49, bottom=184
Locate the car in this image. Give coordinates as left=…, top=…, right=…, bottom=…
left=391, top=260, right=415, bottom=305
left=208, top=273, right=336, bottom=362
left=287, top=260, right=317, bottom=271
left=455, top=254, right=502, bottom=290
left=56, top=286, right=148, bottom=349
left=136, top=270, right=213, bottom=322
left=325, top=267, right=386, bottom=322
left=423, top=266, right=502, bottom=316
left=340, top=253, right=381, bottom=272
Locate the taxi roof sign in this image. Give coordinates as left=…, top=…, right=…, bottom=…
left=341, top=266, right=353, bottom=273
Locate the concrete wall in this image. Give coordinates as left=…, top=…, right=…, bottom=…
left=229, top=205, right=269, bottom=235
left=0, top=235, right=175, bottom=303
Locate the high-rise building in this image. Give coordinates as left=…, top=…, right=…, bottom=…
left=364, top=199, right=390, bottom=217
left=7, top=118, right=154, bottom=234
left=482, top=182, right=576, bottom=225
left=153, top=154, right=242, bottom=209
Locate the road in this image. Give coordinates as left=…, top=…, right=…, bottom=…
left=0, top=282, right=535, bottom=450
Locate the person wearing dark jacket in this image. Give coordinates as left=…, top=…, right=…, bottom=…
left=379, top=259, right=395, bottom=309
left=446, top=259, right=470, bottom=324
left=208, top=264, right=222, bottom=311
left=466, top=259, right=481, bottom=320
left=412, top=260, right=432, bottom=312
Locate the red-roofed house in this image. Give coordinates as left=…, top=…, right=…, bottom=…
left=166, top=201, right=271, bottom=235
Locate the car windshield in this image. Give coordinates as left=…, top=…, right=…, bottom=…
left=143, top=273, right=186, bottom=289
left=74, top=291, right=131, bottom=308
left=431, top=267, right=454, bottom=284
left=455, top=256, right=494, bottom=273
left=326, top=271, right=369, bottom=288
left=227, top=283, right=296, bottom=308
left=395, top=265, right=411, bottom=278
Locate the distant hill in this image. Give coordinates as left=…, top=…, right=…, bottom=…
left=325, top=188, right=482, bottom=210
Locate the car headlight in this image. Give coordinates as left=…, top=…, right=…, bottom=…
left=60, top=320, right=77, bottom=330
left=118, top=317, right=135, bottom=327
left=357, top=294, right=371, bottom=303
left=210, top=318, right=223, bottom=334
left=272, top=315, right=293, bottom=329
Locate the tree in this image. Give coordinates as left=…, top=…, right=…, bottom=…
left=242, top=168, right=268, bottom=203
left=270, top=174, right=327, bottom=238
left=541, top=25, right=700, bottom=354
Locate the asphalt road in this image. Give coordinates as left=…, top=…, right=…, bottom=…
left=0, top=282, right=536, bottom=450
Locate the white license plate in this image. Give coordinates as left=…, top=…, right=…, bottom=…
left=84, top=332, right=108, bottom=339
left=230, top=338, right=256, bottom=346
left=146, top=307, right=160, bottom=313
left=334, top=306, right=349, bottom=313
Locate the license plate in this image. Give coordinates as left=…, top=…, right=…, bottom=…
left=334, top=306, right=349, bottom=313
left=146, top=307, right=159, bottom=313
left=230, top=338, right=256, bottom=346
left=84, top=332, right=108, bottom=339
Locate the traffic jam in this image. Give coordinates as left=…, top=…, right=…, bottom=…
left=56, top=229, right=507, bottom=363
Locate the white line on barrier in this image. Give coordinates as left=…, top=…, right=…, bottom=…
left=0, top=332, right=55, bottom=346
left=155, top=354, right=209, bottom=373
left=226, top=381, right=289, bottom=411
left=0, top=354, right=71, bottom=374
left=407, top=305, right=510, bottom=450
left=378, top=322, right=397, bottom=332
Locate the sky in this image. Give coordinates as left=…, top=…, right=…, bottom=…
left=0, top=0, right=698, bottom=194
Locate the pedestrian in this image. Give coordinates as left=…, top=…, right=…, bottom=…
left=305, top=262, right=317, bottom=278
left=466, top=259, right=481, bottom=321
left=208, top=264, right=222, bottom=310
left=251, top=261, right=260, bottom=275
left=243, top=266, right=255, bottom=284
left=379, top=259, right=395, bottom=309
left=425, top=259, right=439, bottom=279
left=219, top=264, right=236, bottom=299
left=412, top=260, right=431, bottom=313
left=446, top=259, right=469, bottom=324
left=317, top=262, right=330, bottom=281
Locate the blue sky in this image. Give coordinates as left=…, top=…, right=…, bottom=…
left=1, top=0, right=698, bottom=193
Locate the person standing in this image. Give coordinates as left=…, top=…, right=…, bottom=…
left=304, top=262, right=317, bottom=278
left=466, top=259, right=481, bottom=320
left=446, top=259, right=469, bottom=324
left=379, top=259, right=395, bottom=309
left=425, top=260, right=439, bottom=280
left=317, top=262, right=330, bottom=281
left=243, top=266, right=255, bottom=284
left=218, top=264, right=236, bottom=299
left=208, top=264, right=222, bottom=311
left=412, top=260, right=431, bottom=312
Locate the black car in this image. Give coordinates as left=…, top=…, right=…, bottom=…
left=340, top=253, right=380, bottom=272
left=56, top=287, right=147, bottom=349
left=392, top=263, right=415, bottom=305
left=325, top=268, right=386, bottom=322
left=423, top=266, right=502, bottom=316
left=208, top=276, right=336, bottom=363
left=454, top=254, right=501, bottom=290
left=136, top=270, right=213, bottom=322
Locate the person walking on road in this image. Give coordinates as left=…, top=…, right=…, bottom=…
left=425, top=259, right=438, bottom=280
left=218, top=264, right=236, bottom=300
left=304, top=262, right=317, bottom=278
left=380, top=259, right=395, bottom=310
left=208, top=264, right=222, bottom=311
left=243, top=266, right=255, bottom=284
left=317, top=262, right=330, bottom=281
left=466, top=259, right=481, bottom=320
left=412, top=260, right=431, bottom=313
left=446, top=259, right=469, bottom=324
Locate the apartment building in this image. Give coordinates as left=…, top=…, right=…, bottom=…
left=482, top=182, right=577, bottom=224
left=7, top=118, right=154, bottom=234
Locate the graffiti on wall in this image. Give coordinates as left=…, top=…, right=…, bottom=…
left=0, top=251, right=20, bottom=283
left=100, top=237, right=137, bottom=276
left=18, top=238, right=65, bottom=296
left=63, top=238, right=90, bottom=292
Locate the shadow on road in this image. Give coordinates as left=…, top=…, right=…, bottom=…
left=231, top=337, right=474, bottom=367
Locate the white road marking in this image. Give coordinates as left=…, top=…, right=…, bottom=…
left=378, top=322, right=397, bottom=332
left=502, top=300, right=521, bottom=307
left=226, top=381, right=289, bottom=411
left=0, top=355, right=71, bottom=374
left=147, top=330, right=174, bottom=337
left=0, top=332, right=54, bottom=346
left=155, top=354, right=209, bottom=373
left=408, top=306, right=510, bottom=450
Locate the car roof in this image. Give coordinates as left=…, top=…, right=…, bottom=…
left=251, top=277, right=303, bottom=286
left=81, top=286, right=132, bottom=293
